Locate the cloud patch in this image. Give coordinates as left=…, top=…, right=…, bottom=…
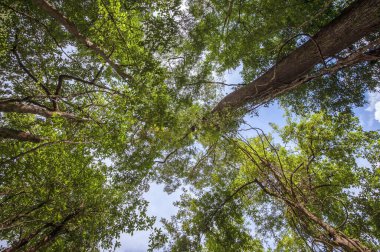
left=366, top=92, right=380, bottom=123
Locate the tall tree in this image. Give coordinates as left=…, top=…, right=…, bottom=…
left=0, top=0, right=211, bottom=249
left=0, top=142, right=154, bottom=251
left=1, top=0, right=380, bottom=251
left=181, top=0, right=380, bottom=114
left=159, top=112, right=380, bottom=251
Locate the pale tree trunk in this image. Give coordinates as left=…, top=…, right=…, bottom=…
left=213, top=0, right=380, bottom=113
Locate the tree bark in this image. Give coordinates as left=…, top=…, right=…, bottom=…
left=0, top=102, right=86, bottom=121
left=254, top=178, right=372, bottom=251
left=30, top=0, right=132, bottom=80
left=0, top=127, right=44, bottom=142
left=213, top=0, right=380, bottom=113
left=3, top=209, right=81, bottom=252
left=27, top=209, right=82, bottom=252
left=293, top=203, right=373, bottom=252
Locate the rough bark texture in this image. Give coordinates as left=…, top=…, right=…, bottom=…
left=31, top=0, right=132, bottom=80
left=234, top=138, right=374, bottom=251
left=293, top=203, right=373, bottom=252
left=0, top=102, right=85, bottom=121
left=213, top=0, right=380, bottom=113
left=254, top=177, right=373, bottom=251
left=0, top=127, right=44, bottom=142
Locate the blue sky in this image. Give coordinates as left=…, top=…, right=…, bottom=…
left=118, top=69, right=380, bottom=251
left=121, top=183, right=182, bottom=252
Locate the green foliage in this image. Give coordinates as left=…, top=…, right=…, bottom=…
left=280, top=61, right=380, bottom=115
left=0, top=0, right=209, bottom=250
left=1, top=0, right=379, bottom=251
left=186, top=0, right=348, bottom=78
left=0, top=143, right=154, bottom=251
left=160, top=112, right=380, bottom=251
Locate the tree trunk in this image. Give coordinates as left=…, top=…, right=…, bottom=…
left=294, top=203, right=373, bottom=252
left=255, top=178, right=373, bottom=251
left=0, top=127, right=44, bottom=142
left=213, top=0, right=380, bottom=113
left=30, top=0, right=132, bottom=81
left=3, top=226, right=46, bottom=252
left=4, top=209, right=82, bottom=252
left=0, top=102, right=86, bottom=121
left=28, top=209, right=82, bottom=252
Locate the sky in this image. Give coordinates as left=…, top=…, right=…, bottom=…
left=117, top=67, right=380, bottom=251
left=120, top=183, right=183, bottom=252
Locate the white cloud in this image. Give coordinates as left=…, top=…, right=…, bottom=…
left=375, top=101, right=380, bottom=122
left=366, top=91, right=380, bottom=123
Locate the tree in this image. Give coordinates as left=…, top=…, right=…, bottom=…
left=1, top=0, right=380, bottom=251
left=180, top=0, right=380, bottom=114
left=0, top=0, right=207, bottom=249
left=159, top=112, right=380, bottom=251
left=0, top=142, right=154, bottom=251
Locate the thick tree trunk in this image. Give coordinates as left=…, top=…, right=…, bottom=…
left=31, top=0, right=132, bottom=80
left=0, top=127, right=44, bottom=142
left=0, top=102, right=86, bottom=121
left=213, top=0, right=380, bottom=113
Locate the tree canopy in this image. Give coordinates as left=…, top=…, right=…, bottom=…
left=0, top=0, right=379, bottom=251
left=159, top=112, right=380, bottom=251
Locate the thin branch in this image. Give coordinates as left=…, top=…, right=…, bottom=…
left=1, top=3, right=76, bottom=62
left=11, top=34, right=52, bottom=96
left=0, top=140, right=93, bottom=166
left=31, top=0, right=132, bottom=80
left=154, top=149, right=179, bottom=164
left=205, top=179, right=256, bottom=230
left=188, top=80, right=245, bottom=87
left=188, top=143, right=217, bottom=179
left=99, top=0, right=127, bottom=45
left=55, top=74, right=125, bottom=100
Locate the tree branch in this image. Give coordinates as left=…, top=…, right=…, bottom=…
left=0, top=140, right=93, bottom=166
left=11, top=36, right=52, bottom=97
left=0, top=127, right=45, bottom=143
left=0, top=102, right=88, bottom=121
left=213, top=0, right=380, bottom=112
left=31, top=0, right=132, bottom=80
